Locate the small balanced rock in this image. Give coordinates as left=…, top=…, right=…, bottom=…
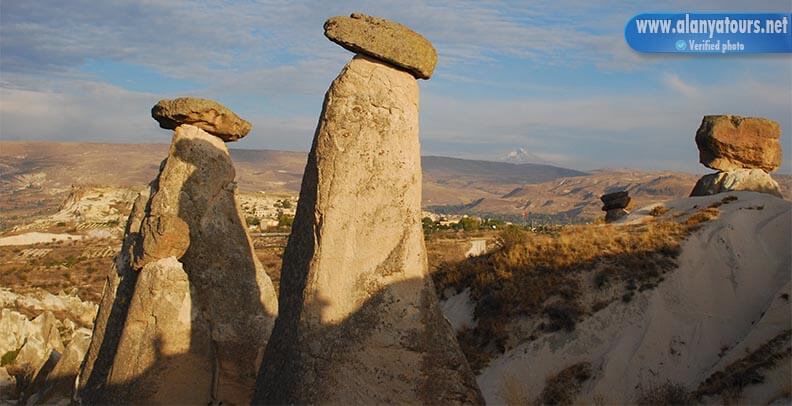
left=691, top=115, right=783, bottom=197
left=601, top=191, right=630, bottom=223
left=324, top=12, right=437, bottom=79
left=151, top=97, right=252, bottom=142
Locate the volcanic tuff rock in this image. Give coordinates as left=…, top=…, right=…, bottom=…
left=691, top=115, right=785, bottom=198
left=0, top=298, right=93, bottom=405
left=78, top=123, right=277, bottom=404
left=600, top=191, right=630, bottom=223
left=253, top=54, right=482, bottom=404
left=695, top=115, right=782, bottom=172
left=600, top=190, right=630, bottom=210
left=690, top=168, right=783, bottom=198
left=96, top=257, right=214, bottom=404
left=324, top=13, right=438, bottom=79
left=151, top=97, right=252, bottom=141
left=605, top=208, right=629, bottom=222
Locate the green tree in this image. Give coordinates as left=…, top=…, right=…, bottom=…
left=275, top=199, right=293, bottom=209
left=277, top=213, right=294, bottom=228
left=422, top=216, right=437, bottom=233
left=457, top=217, right=481, bottom=231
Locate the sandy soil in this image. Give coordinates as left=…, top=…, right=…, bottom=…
left=0, top=233, right=84, bottom=246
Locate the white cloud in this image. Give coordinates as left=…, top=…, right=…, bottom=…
left=420, top=71, right=792, bottom=171
left=663, top=72, right=700, bottom=98
left=0, top=81, right=162, bottom=142
left=1, top=0, right=790, bottom=173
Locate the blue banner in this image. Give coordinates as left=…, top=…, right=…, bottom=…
left=625, top=13, right=792, bottom=53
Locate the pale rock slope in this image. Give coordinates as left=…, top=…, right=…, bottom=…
left=477, top=191, right=791, bottom=405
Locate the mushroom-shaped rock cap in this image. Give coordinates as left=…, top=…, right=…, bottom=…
left=151, top=97, right=252, bottom=142
left=324, top=13, right=437, bottom=79
left=695, top=115, right=782, bottom=172
left=600, top=191, right=630, bottom=211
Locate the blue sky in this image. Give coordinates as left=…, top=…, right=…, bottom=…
left=1, top=0, right=790, bottom=172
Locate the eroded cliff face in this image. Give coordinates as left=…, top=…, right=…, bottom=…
left=78, top=123, right=277, bottom=405
left=253, top=55, right=482, bottom=405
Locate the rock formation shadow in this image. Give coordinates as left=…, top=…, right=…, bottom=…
left=255, top=275, right=482, bottom=404
left=172, top=136, right=273, bottom=403
left=78, top=136, right=271, bottom=404
left=262, top=278, right=476, bottom=404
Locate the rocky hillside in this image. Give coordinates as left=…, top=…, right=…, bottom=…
left=434, top=191, right=791, bottom=405
left=3, top=141, right=790, bottom=226
left=434, top=170, right=792, bottom=222
left=0, top=140, right=583, bottom=210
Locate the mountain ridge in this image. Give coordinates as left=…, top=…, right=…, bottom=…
left=2, top=140, right=789, bottom=223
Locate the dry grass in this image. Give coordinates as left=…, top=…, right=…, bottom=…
left=256, top=247, right=285, bottom=294
left=0, top=242, right=112, bottom=302
left=432, top=206, right=721, bottom=371
left=695, top=330, right=791, bottom=403
left=501, top=373, right=531, bottom=406
left=649, top=206, right=669, bottom=217
left=636, top=381, right=693, bottom=405
left=538, top=362, right=592, bottom=405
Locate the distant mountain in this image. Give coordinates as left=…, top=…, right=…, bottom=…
left=449, top=170, right=792, bottom=222
left=0, top=141, right=585, bottom=209
left=2, top=141, right=787, bottom=225
left=420, top=156, right=587, bottom=206
left=501, top=147, right=554, bottom=165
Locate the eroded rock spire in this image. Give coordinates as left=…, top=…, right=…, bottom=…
left=253, top=14, right=482, bottom=405
left=77, top=98, right=277, bottom=404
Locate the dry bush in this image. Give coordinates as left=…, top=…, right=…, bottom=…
left=695, top=330, right=791, bottom=403
left=539, top=362, right=592, bottom=405
left=636, top=381, right=693, bottom=405
left=544, top=301, right=584, bottom=332
left=432, top=206, right=721, bottom=371
left=683, top=207, right=720, bottom=231
left=649, top=206, right=669, bottom=217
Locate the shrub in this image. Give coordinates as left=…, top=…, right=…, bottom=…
left=695, top=330, right=791, bottom=402
left=432, top=209, right=719, bottom=370
left=636, top=381, right=693, bottom=405
left=544, top=302, right=584, bottom=332
left=649, top=206, right=669, bottom=217
left=594, top=270, right=609, bottom=289
left=684, top=207, right=720, bottom=230
left=1, top=349, right=19, bottom=366
left=497, top=225, right=527, bottom=250
left=540, top=362, right=592, bottom=405
left=455, top=217, right=481, bottom=231
left=246, top=216, right=261, bottom=226
left=63, top=255, right=79, bottom=268
left=275, top=199, right=292, bottom=209
left=721, top=195, right=738, bottom=203
left=277, top=214, right=294, bottom=228
left=422, top=217, right=439, bottom=233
